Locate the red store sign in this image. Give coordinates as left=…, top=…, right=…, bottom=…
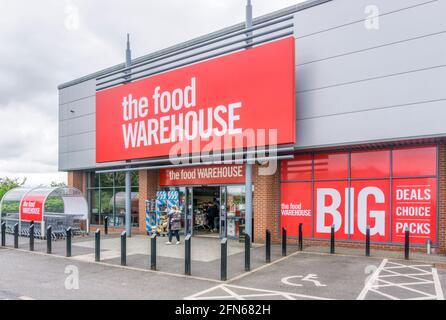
left=96, top=37, right=296, bottom=163
left=20, top=194, right=45, bottom=222
left=160, top=164, right=245, bottom=186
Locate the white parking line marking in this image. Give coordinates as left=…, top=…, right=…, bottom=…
left=432, top=268, right=445, bottom=300
left=357, top=260, right=444, bottom=300
left=357, top=259, right=387, bottom=300
left=185, top=283, right=332, bottom=300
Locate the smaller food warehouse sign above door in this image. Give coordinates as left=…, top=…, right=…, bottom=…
left=160, top=164, right=245, bottom=186
left=96, top=37, right=296, bottom=163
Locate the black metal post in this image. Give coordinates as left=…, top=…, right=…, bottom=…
left=1, top=222, right=6, bottom=247
left=46, top=226, right=52, bottom=254
left=104, top=216, right=108, bottom=235
left=66, top=227, right=72, bottom=257
left=121, top=231, right=126, bottom=266
left=245, top=233, right=251, bottom=272
left=330, top=225, right=335, bottom=254
left=405, top=228, right=410, bottom=260
left=282, top=227, right=287, bottom=257
left=95, top=229, right=100, bottom=262
left=150, top=234, right=156, bottom=271
left=29, top=223, right=34, bottom=252
left=265, top=229, right=271, bottom=263
left=298, top=223, right=303, bottom=251
left=221, top=238, right=228, bottom=281
left=252, top=217, right=254, bottom=243
left=185, top=234, right=191, bottom=275
left=13, top=223, right=18, bottom=248
left=365, top=225, right=371, bottom=257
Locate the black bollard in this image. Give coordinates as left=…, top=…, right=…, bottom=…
left=47, top=226, right=52, bottom=254
left=404, top=227, right=410, bottom=260
left=13, top=223, right=18, bottom=248
left=104, top=216, right=108, bottom=235
left=265, top=230, right=271, bottom=263
left=150, top=234, right=157, bottom=271
left=29, top=223, right=34, bottom=252
left=185, top=234, right=191, bottom=275
left=95, top=229, right=100, bottom=262
left=1, top=222, right=6, bottom=247
left=365, top=225, right=371, bottom=257
left=298, top=223, right=303, bottom=251
left=245, top=233, right=251, bottom=272
left=121, top=231, right=126, bottom=266
left=221, top=238, right=228, bottom=281
left=66, top=227, right=72, bottom=257
left=282, top=228, right=287, bottom=257
left=330, top=224, right=335, bottom=254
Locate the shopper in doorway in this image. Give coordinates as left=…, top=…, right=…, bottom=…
left=207, top=202, right=219, bottom=232
left=166, top=205, right=182, bottom=245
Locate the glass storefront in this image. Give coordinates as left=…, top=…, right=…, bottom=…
left=161, top=185, right=247, bottom=239
left=87, top=172, right=139, bottom=227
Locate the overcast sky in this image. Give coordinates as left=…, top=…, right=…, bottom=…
left=0, top=0, right=304, bottom=187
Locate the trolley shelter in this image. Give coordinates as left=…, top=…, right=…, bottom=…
left=0, top=187, right=88, bottom=238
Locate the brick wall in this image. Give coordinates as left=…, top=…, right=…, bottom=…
left=67, top=171, right=86, bottom=194
left=438, top=142, right=445, bottom=254
left=253, top=164, right=280, bottom=243
left=138, top=169, right=160, bottom=233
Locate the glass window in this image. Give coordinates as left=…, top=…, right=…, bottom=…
left=90, top=190, right=100, bottom=225
left=314, top=152, right=348, bottom=180
left=100, top=189, right=114, bottom=220
left=100, top=173, right=114, bottom=188
left=115, top=172, right=126, bottom=187
left=92, top=173, right=99, bottom=189
left=281, top=154, right=312, bottom=181
left=351, top=149, right=390, bottom=179
left=392, top=146, right=437, bottom=177
left=132, top=171, right=139, bottom=186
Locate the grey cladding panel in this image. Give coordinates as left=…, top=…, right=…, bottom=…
left=296, top=0, right=446, bottom=66
left=293, top=0, right=436, bottom=37
left=60, top=96, right=95, bottom=121
left=59, top=113, right=95, bottom=137
left=296, top=100, right=446, bottom=148
left=297, top=31, right=446, bottom=92
left=297, top=66, right=446, bottom=120
left=294, top=0, right=446, bottom=147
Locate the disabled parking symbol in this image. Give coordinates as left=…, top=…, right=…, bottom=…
left=282, top=274, right=327, bottom=287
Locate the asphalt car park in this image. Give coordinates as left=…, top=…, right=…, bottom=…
left=186, top=252, right=446, bottom=300
left=0, top=234, right=445, bottom=300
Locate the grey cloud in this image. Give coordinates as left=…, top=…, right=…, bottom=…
left=0, top=0, right=303, bottom=185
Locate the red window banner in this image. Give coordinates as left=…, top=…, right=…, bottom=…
left=280, top=154, right=312, bottom=181
left=392, top=178, right=437, bottom=245
left=160, top=164, right=245, bottom=186
left=280, top=182, right=312, bottom=237
left=96, top=37, right=296, bottom=163
left=313, top=181, right=349, bottom=240
left=314, top=152, right=348, bottom=180
left=392, top=146, right=437, bottom=177
left=280, top=146, right=437, bottom=245
left=350, top=180, right=390, bottom=242
left=20, top=194, right=45, bottom=222
left=351, top=150, right=390, bottom=179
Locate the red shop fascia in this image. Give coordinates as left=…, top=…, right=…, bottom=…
left=280, top=144, right=439, bottom=247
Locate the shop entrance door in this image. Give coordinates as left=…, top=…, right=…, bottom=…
left=219, top=185, right=246, bottom=239
left=184, top=187, right=193, bottom=236
left=219, top=187, right=227, bottom=238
